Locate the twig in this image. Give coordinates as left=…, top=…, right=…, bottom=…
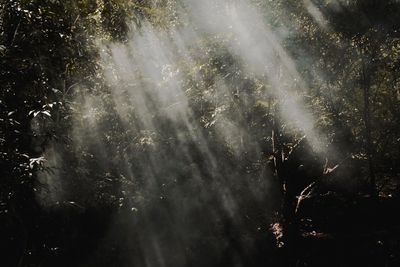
left=10, top=19, right=21, bottom=46
left=295, top=182, right=315, bottom=214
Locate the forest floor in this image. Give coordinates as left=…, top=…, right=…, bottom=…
left=291, top=193, right=400, bottom=267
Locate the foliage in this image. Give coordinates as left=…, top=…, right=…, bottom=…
left=1, top=0, right=399, bottom=266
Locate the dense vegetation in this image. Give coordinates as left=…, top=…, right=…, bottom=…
left=1, top=0, right=399, bottom=266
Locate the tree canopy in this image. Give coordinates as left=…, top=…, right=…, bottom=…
left=1, top=0, right=400, bottom=266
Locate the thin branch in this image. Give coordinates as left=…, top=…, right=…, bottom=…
left=10, top=19, right=21, bottom=47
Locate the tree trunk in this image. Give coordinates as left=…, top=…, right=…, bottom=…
left=361, top=45, right=377, bottom=196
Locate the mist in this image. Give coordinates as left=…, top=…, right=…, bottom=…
left=2, top=0, right=399, bottom=266
left=36, top=0, right=330, bottom=266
